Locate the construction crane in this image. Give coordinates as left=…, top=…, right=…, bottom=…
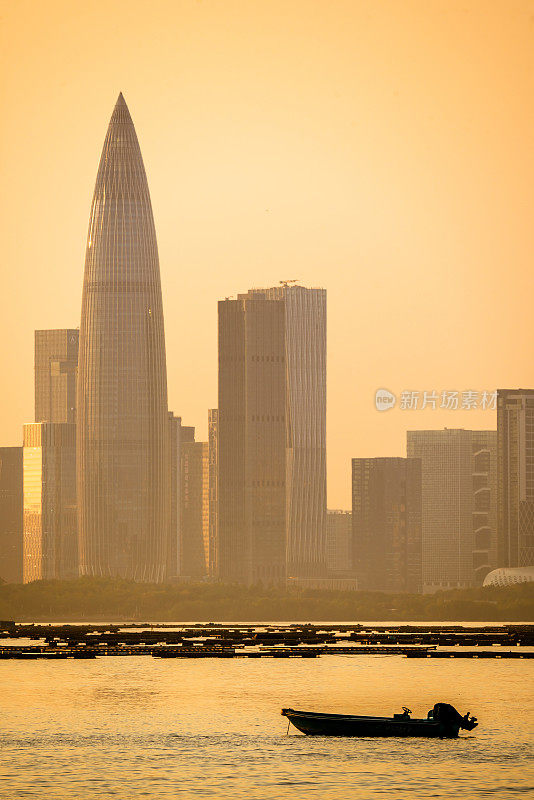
left=279, top=279, right=300, bottom=287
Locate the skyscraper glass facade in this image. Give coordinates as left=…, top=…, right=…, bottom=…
left=180, top=440, right=209, bottom=578
left=257, top=286, right=327, bottom=579
left=208, top=409, right=218, bottom=578
left=497, top=389, right=534, bottom=567
left=23, top=423, right=77, bottom=582
left=217, top=285, right=326, bottom=583
left=167, top=413, right=195, bottom=579
left=35, top=329, right=79, bottom=424
left=218, top=292, right=287, bottom=583
left=352, top=458, right=422, bottom=593
left=0, top=447, right=23, bottom=583
left=326, top=510, right=353, bottom=575
left=407, top=429, right=497, bottom=592
left=77, top=94, right=169, bottom=582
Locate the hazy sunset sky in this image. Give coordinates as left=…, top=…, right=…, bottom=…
left=1, top=0, right=533, bottom=506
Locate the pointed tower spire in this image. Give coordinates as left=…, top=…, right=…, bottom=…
left=109, top=92, right=132, bottom=125
left=77, top=96, right=169, bottom=583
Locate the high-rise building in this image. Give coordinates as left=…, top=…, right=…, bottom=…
left=407, top=429, right=497, bottom=592
left=352, top=458, right=422, bottom=593
left=0, top=447, right=23, bottom=583
left=218, top=284, right=326, bottom=584
left=497, top=390, right=534, bottom=567
left=181, top=440, right=209, bottom=578
left=168, top=413, right=195, bottom=579
left=77, top=94, right=169, bottom=582
left=252, top=285, right=327, bottom=579
left=208, top=409, right=218, bottom=578
left=35, top=329, right=79, bottom=424
left=23, top=423, right=77, bottom=582
left=471, top=430, right=498, bottom=583
left=218, top=291, right=286, bottom=584
left=326, top=510, right=353, bottom=575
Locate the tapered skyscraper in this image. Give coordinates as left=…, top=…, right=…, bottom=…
left=77, top=93, right=169, bottom=582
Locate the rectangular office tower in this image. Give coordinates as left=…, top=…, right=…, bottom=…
left=326, top=510, right=353, bottom=575
left=180, top=440, right=210, bottom=578
left=497, top=390, right=534, bottom=567
left=35, top=329, right=79, bottom=424
left=167, top=413, right=195, bottom=579
left=23, top=423, right=77, bottom=582
left=0, top=447, right=23, bottom=583
left=208, top=409, right=218, bottom=578
left=407, top=429, right=497, bottom=592
left=352, top=458, right=422, bottom=593
left=218, top=285, right=327, bottom=584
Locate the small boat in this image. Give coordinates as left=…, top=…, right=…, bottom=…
left=281, top=703, right=477, bottom=738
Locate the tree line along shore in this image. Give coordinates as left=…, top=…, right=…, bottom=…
left=0, top=578, right=532, bottom=622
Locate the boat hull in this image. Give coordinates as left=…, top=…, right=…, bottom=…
left=281, top=709, right=460, bottom=738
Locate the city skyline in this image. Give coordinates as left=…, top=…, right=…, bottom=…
left=2, top=2, right=533, bottom=508
left=2, top=90, right=529, bottom=590
left=0, top=6, right=532, bottom=800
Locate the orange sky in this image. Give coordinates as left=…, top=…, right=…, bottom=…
left=1, top=0, right=533, bottom=507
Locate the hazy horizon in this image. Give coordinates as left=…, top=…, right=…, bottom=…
left=1, top=0, right=533, bottom=507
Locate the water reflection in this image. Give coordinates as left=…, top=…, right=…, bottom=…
left=0, top=654, right=532, bottom=799
left=91, top=686, right=160, bottom=707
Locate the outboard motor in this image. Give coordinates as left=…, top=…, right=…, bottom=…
left=432, top=703, right=478, bottom=733
left=460, top=711, right=478, bottom=731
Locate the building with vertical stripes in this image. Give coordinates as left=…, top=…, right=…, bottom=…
left=497, top=390, right=534, bottom=568
left=77, top=94, right=169, bottom=582
left=218, top=284, right=326, bottom=584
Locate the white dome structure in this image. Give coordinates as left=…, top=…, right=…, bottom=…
left=483, top=566, right=534, bottom=588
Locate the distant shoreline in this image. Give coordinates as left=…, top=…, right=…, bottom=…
left=1, top=577, right=533, bottom=623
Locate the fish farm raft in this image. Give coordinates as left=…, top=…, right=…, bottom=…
left=0, top=622, right=533, bottom=659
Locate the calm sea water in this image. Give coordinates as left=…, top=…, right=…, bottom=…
left=1, top=642, right=533, bottom=799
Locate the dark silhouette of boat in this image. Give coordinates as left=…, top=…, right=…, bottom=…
left=281, top=703, right=477, bottom=738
